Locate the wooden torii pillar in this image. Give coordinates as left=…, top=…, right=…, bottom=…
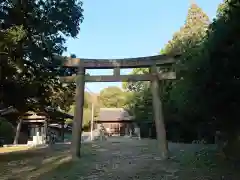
left=62, top=54, right=178, bottom=159
left=150, top=66, right=168, bottom=159
left=70, top=65, right=85, bottom=159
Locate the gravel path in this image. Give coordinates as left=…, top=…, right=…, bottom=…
left=0, top=137, right=239, bottom=180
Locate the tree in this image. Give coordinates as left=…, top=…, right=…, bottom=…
left=123, top=2, right=211, bottom=142
left=0, top=117, right=15, bottom=144
left=160, top=3, right=211, bottom=142
left=0, top=0, right=83, bottom=112
left=0, top=0, right=84, bottom=143
left=164, top=0, right=240, bottom=149
left=67, top=91, right=100, bottom=129
left=99, top=86, right=126, bottom=108
left=201, top=0, right=240, bottom=139
left=175, top=0, right=240, bottom=158
left=122, top=68, right=149, bottom=92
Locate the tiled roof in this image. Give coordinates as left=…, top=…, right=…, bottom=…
left=97, top=108, right=131, bottom=121
left=0, top=106, right=18, bottom=116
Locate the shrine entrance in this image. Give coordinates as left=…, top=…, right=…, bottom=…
left=61, top=54, right=179, bottom=159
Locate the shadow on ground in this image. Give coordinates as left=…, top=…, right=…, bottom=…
left=1, top=137, right=240, bottom=180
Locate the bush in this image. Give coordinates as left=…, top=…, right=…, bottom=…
left=0, top=117, right=15, bottom=144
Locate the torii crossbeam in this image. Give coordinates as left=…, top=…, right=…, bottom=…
left=59, top=54, right=179, bottom=160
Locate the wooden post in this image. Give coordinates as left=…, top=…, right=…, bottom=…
left=113, top=67, right=120, bottom=76
left=44, top=120, right=48, bottom=144
left=149, top=126, right=152, bottom=138
left=150, top=65, right=168, bottom=160
left=129, top=123, right=132, bottom=137
left=13, top=118, right=22, bottom=144
left=125, top=124, right=128, bottom=136
left=61, top=121, right=65, bottom=142
left=71, top=66, right=85, bottom=159
left=118, top=123, right=121, bottom=136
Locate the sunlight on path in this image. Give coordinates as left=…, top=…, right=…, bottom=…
left=0, top=138, right=239, bottom=180
left=0, top=146, right=32, bottom=153
left=37, top=137, right=240, bottom=180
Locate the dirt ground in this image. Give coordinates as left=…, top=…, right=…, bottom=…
left=0, top=137, right=239, bottom=180
left=0, top=146, right=32, bottom=153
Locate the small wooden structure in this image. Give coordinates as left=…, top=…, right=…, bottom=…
left=60, top=54, right=179, bottom=159
left=21, top=111, right=48, bottom=144
left=0, top=106, right=18, bottom=116
left=95, top=108, right=133, bottom=136
left=0, top=104, right=73, bottom=144
left=20, top=108, right=73, bottom=144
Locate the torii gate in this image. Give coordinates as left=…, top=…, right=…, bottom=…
left=61, top=54, right=179, bottom=160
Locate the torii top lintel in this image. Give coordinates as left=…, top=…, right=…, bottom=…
left=63, top=54, right=180, bottom=69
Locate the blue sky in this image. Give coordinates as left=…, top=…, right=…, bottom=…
left=63, top=0, right=223, bottom=93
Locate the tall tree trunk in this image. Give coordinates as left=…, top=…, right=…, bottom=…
left=13, top=119, right=22, bottom=144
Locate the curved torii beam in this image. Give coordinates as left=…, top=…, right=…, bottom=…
left=60, top=54, right=180, bottom=160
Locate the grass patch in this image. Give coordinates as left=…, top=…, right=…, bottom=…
left=0, top=146, right=47, bottom=162
left=178, top=148, right=216, bottom=168
left=0, top=151, right=73, bottom=180
left=33, top=144, right=98, bottom=180
left=174, top=147, right=240, bottom=180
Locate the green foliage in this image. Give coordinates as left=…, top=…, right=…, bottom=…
left=0, top=117, right=15, bottom=144
left=201, top=0, right=240, bottom=132
left=123, top=3, right=212, bottom=140
left=163, top=3, right=209, bottom=55
left=82, top=108, right=92, bottom=127
left=0, top=0, right=84, bottom=113
left=161, top=3, right=220, bottom=138
left=66, top=91, right=99, bottom=128
left=124, top=1, right=240, bottom=147
left=99, top=86, right=127, bottom=108
left=122, top=68, right=149, bottom=92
